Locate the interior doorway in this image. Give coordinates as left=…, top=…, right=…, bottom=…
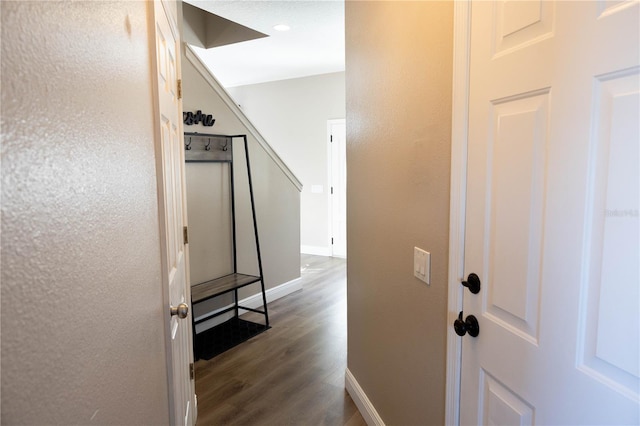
left=329, top=119, right=347, bottom=258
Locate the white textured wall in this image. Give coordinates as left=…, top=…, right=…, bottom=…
left=227, top=72, right=346, bottom=255
left=1, top=2, right=170, bottom=424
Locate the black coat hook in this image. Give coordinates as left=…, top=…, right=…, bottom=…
left=205, top=138, right=211, bottom=151
left=185, top=137, right=192, bottom=150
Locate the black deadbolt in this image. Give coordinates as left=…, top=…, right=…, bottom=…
left=461, top=273, right=481, bottom=294
left=454, top=311, right=480, bottom=337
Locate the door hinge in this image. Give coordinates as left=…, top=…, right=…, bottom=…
left=183, top=226, right=188, bottom=244
left=189, top=362, right=194, bottom=380
left=177, top=79, right=182, bottom=100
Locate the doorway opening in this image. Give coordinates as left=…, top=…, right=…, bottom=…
left=328, top=119, right=347, bottom=258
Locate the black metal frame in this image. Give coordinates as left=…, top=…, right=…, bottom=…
left=185, top=132, right=269, bottom=359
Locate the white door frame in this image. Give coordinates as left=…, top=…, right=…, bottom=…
left=445, top=2, right=471, bottom=425
left=328, top=118, right=347, bottom=258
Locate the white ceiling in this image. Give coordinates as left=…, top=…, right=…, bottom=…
left=185, top=1, right=345, bottom=88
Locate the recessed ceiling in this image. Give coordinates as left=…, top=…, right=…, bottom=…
left=184, top=0, right=345, bottom=88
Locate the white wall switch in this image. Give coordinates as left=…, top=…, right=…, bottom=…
left=414, top=247, right=430, bottom=285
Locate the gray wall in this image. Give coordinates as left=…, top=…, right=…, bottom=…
left=1, top=1, right=170, bottom=423
left=182, top=55, right=301, bottom=326
left=345, top=1, right=453, bottom=424
left=228, top=72, right=346, bottom=255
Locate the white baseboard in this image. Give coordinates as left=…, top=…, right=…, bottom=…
left=239, top=276, right=302, bottom=312
left=345, top=368, right=385, bottom=426
left=301, top=245, right=332, bottom=256
left=194, top=310, right=234, bottom=333
left=193, top=394, right=197, bottom=425
left=196, top=277, right=303, bottom=332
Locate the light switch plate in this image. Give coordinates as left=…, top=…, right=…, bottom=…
left=414, top=247, right=430, bottom=285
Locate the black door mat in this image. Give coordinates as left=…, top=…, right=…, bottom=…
left=194, top=317, right=270, bottom=360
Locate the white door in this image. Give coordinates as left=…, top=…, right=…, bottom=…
left=461, top=1, right=639, bottom=424
left=152, top=1, right=196, bottom=425
left=330, top=119, right=347, bottom=257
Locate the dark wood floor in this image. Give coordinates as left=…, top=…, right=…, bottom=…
left=194, top=254, right=366, bottom=426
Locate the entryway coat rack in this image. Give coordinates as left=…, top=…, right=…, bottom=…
left=185, top=132, right=269, bottom=360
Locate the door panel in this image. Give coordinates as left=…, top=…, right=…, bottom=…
left=461, top=1, right=639, bottom=424
left=480, top=371, right=534, bottom=426
left=493, top=0, right=554, bottom=57
left=486, top=90, right=548, bottom=343
left=153, top=1, right=195, bottom=425
left=579, top=67, right=639, bottom=400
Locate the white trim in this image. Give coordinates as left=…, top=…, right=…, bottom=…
left=184, top=45, right=303, bottom=192
left=327, top=120, right=335, bottom=257
left=194, top=307, right=234, bottom=333
left=239, top=277, right=303, bottom=312
left=195, top=277, right=303, bottom=332
left=300, top=245, right=332, bottom=256
left=193, top=394, right=198, bottom=425
left=445, top=2, right=471, bottom=426
left=345, top=368, right=385, bottom=426
left=327, top=118, right=347, bottom=258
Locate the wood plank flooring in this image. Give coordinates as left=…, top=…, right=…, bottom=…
left=194, top=254, right=366, bottom=426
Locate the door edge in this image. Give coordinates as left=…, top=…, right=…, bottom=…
left=445, top=2, right=471, bottom=425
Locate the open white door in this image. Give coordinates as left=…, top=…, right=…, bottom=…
left=459, top=1, right=639, bottom=424
left=151, top=1, right=196, bottom=425
left=329, top=119, right=347, bottom=258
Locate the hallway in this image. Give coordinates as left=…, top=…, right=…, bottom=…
left=194, top=255, right=366, bottom=426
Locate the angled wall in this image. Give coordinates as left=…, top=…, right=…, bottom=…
left=227, top=72, right=346, bottom=256
left=182, top=50, right=302, bottom=329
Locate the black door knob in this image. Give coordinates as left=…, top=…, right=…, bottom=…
left=453, top=311, right=480, bottom=337
left=461, top=273, right=481, bottom=294
left=454, top=311, right=467, bottom=336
